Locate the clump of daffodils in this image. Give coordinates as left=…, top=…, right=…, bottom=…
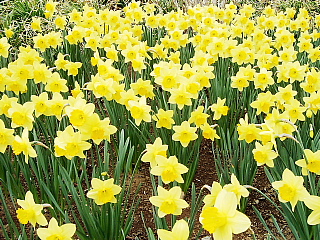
left=2, top=0, right=320, bottom=238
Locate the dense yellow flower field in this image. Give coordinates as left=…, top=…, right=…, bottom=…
left=1, top=0, right=320, bottom=239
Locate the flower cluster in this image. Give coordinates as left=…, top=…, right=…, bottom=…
left=16, top=191, right=76, bottom=240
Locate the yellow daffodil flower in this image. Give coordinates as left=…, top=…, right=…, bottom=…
left=12, top=128, right=37, bottom=163
left=203, top=181, right=223, bottom=209
left=151, top=155, right=188, bottom=184
left=87, top=178, right=122, bottom=205
left=127, top=96, right=151, bottom=126
left=272, top=168, right=309, bottom=211
left=152, top=109, right=175, bottom=129
left=8, top=102, right=35, bottom=130
left=37, top=217, right=76, bottom=240
left=157, top=219, right=189, bottom=240
left=141, top=137, right=168, bottom=168
left=78, top=114, right=117, bottom=144
left=188, top=106, right=209, bottom=127
left=200, top=123, right=220, bottom=141
left=210, top=97, right=229, bottom=120
left=0, top=37, right=10, bottom=58
left=304, top=195, right=320, bottom=225
left=223, top=174, right=249, bottom=204
left=0, top=119, right=14, bottom=153
left=149, top=186, right=188, bottom=218
left=237, top=116, right=261, bottom=143
left=16, top=191, right=48, bottom=227
left=172, top=121, right=198, bottom=147
left=54, top=125, right=91, bottom=159
left=296, top=149, right=320, bottom=175
left=252, top=142, right=278, bottom=167
left=200, top=190, right=251, bottom=240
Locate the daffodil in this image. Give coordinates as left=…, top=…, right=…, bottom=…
left=121, top=44, right=141, bottom=63
left=253, top=68, right=274, bottom=90
left=65, top=61, right=82, bottom=76
left=117, top=89, right=139, bottom=107
left=172, top=121, right=198, bottom=147
left=78, top=114, right=117, bottom=144
left=85, top=34, right=101, bottom=51
left=131, top=78, right=155, bottom=99
left=0, top=119, right=14, bottom=153
left=46, top=31, right=63, bottom=49
left=37, top=218, right=76, bottom=240
left=0, top=68, right=9, bottom=92
left=4, top=28, right=14, bottom=38
left=210, top=97, right=229, bottom=120
left=127, top=97, right=151, bottom=126
left=18, top=46, right=43, bottom=65
left=304, top=195, right=320, bottom=225
left=32, top=62, right=52, bottom=84
left=45, top=72, right=68, bottom=93
left=237, top=116, right=261, bottom=143
left=87, top=178, right=122, bottom=205
left=9, top=60, right=33, bottom=81
left=65, top=97, right=95, bottom=128
left=47, top=93, right=68, bottom=120
left=87, top=74, right=116, bottom=100
left=183, top=77, right=201, bottom=99
left=188, top=106, right=209, bottom=127
left=33, top=34, right=49, bottom=52
left=16, top=191, right=48, bottom=227
left=71, top=82, right=84, bottom=98
left=69, top=9, right=83, bottom=24
left=54, top=53, right=68, bottom=70
left=284, top=99, right=306, bottom=123
left=8, top=102, right=35, bottom=130
left=231, top=46, right=251, bottom=65
left=45, top=0, right=58, bottom=13
left=275, top=84, right=297, bottom=105
left=203, top=181, right=223, bottom=209
left=31, top=92, right=50, bottom=117
left=200, top=190, right=251, bottom=240
left=54, top=16, right=67, bottom=30
left=231, top=73, right=250, bottom=91
left=104, top=45, right=119, bottom=62
left=223, top=174, right=249, bottom=204
left=296, top=149, right=320, bottom=175
left=141, top=137, right=168, bottom=168
left=272, top=168, right=309, bottom=211
left=168, top=86, right=192, bottom=110
left=200, top=123, right=220, bottom=141
left=151, top=155, right=188, bottom=184
left=0, top=95, right=18, bottom=117
left=157, top=219, right=189, bottom=240
left=252, top=142, right=278, bottom=167
left=31, top=17, right=42, bottom=31
left=54, top=125, right=91, bottom=159
left=0, top=37, right=10, bottom=58
left=250, top=91, right=275, bottom=115
left=152, top=109, right=175, bottom=129
left=12, top=128, right=37, bottom=163
left=149, top=186, right=188, bottom=218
